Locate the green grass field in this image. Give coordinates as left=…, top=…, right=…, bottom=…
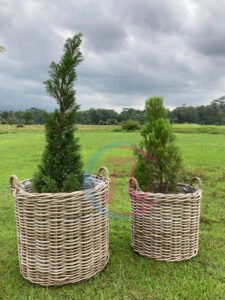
left=2, top=123, right=225, bottom=135
left=0, top=125, right=225, bottom=300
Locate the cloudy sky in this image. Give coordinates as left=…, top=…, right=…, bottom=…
left=0, top=0, right=225, bottom=111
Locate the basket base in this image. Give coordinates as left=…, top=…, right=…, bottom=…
left=19, top=254, right=109, bottom=287
left=131, top=245, right=198, bottom=262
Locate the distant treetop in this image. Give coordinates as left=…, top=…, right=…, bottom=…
left=0, top=46, right=5, bottom=53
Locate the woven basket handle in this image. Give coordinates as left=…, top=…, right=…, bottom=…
left=191, top=177, right=202, bottom=190
left=129, top=177, right=140, bottom=191
left=97, top=166, right=109, bottom=180
left=10, top=175, right=20, bottom=196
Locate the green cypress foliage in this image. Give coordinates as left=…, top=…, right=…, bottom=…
left=134, top=96, right=182, bottom=193
left=33, top=34, right=84, bottom=193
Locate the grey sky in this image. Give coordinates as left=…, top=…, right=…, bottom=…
left=0, top=0, right=225, bottom=111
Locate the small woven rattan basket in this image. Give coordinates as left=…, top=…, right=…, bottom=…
left=10, top=167, right=109, bottom=286
left=129, top=177, right=202, bottom=262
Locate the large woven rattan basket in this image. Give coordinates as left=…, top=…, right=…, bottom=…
left=10, top=167, right=109, bottom=286
left=129, top=177, right=202, bottom=262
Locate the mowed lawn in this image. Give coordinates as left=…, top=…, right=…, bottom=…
left=0, top=125, right=225, bottom=300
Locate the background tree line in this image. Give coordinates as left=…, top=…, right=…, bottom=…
left=0, top=107, right=145, bottom=125
left=0, top=108, right=46, bottom=125
left=1, top=97, right=225, bottom=125
left=169, top=97, right=225, bottom=125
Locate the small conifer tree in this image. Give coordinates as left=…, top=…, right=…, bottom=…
left=33, top=34, right=84, bottom=193
left=134, top=96, right=182, bottom=193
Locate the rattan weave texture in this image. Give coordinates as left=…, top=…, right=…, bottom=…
left=129, top=177, right=202, bottom=262
left=10, top=167, right=109, bottom=286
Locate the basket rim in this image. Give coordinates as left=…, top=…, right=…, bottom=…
left=10, top=167, right=110, bottom=198
left=129, top=188, right=202, bottom=197
left=129, top=177, right=202, bottom=198
left=14, top=174, right=109, bottom=197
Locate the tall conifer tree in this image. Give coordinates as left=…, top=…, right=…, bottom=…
left=33, top=34, right=84, bottom=192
